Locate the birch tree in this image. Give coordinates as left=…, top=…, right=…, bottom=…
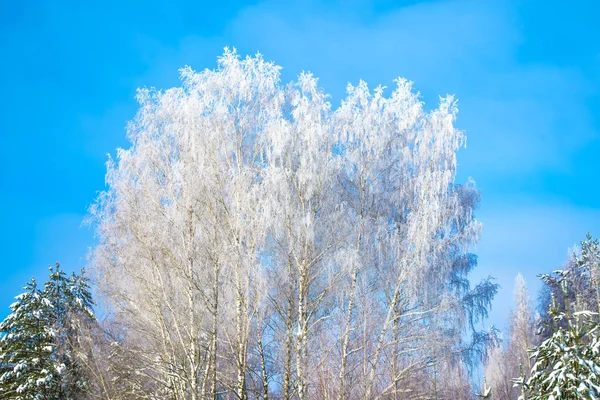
left=90, top=48, right=495, bottom=399
left=485, top=274, right=537, bottom=400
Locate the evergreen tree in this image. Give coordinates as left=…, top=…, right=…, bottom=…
left=538, top=234, right=600, bottom=339
left=43, top=264, right=95, bottom=398
left=0, top=264, right=96, bottom=399
left=519, top=290, right=600, bottom=399
left=0, top=278, right=57, bottom=399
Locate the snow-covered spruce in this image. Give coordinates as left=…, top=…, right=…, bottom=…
left=0, top=264, right=95, bottom=399
left=517, top=296, right=600, bottom=399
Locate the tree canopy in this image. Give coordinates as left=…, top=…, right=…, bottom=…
left=88, top=49, right=496, bottom=399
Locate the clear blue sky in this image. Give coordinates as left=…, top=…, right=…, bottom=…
left=1, top=0, right=599, bottom=333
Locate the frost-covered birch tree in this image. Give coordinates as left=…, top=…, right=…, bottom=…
left=90, top=48, right=496, bottom=399
left=485, top=274, right=537, bottom=400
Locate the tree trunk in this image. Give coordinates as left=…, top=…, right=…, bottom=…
left=258, top=337, right=269, bottom=400
left=296, top=263, right=308, bottom=400
left=284, top=300, right=294, bottom=400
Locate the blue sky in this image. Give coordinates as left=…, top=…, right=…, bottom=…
left=1, top=0, right=599, bottom=333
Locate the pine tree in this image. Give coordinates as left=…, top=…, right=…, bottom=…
left=43, top=264, right=95, bottom=398
left=519, top=292, right=600, bottom=399
left=538, top=234, right=600, bottom=340
left=575, top=234, right=600, bottom=314
left=0, top=264, right=96, bottom=399
left=0, top=277, right=57, bottom=399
